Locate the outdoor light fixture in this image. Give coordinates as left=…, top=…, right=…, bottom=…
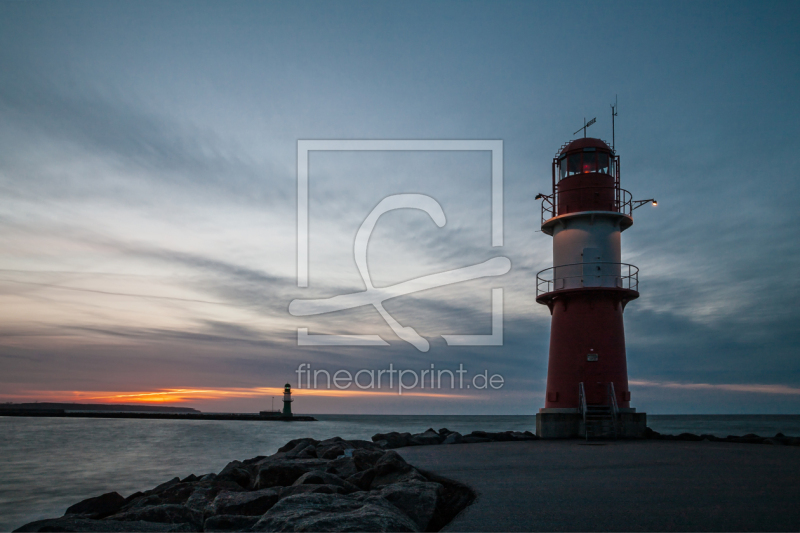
left=535, top=193, right=545, bottom=200
left=632, top=198, right=657, bottom=211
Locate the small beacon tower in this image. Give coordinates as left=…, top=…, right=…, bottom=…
left=535, top=136, right=652, bottom=438
left=282, top=383, right=294, bottom=418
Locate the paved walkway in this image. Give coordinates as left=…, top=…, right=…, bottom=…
left=398, top=440, right=800, bottom=531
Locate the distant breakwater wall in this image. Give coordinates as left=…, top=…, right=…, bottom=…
left=0, top=409, right=316, bottom=422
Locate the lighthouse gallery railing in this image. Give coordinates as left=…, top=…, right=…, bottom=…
left=540, top=187, right=633, bottom=225
left=536, top=262, right=639, bottom=296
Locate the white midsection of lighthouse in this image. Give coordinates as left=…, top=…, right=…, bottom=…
left=551, top=213, right=624, bottom=291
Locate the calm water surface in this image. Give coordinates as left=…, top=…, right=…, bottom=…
left=2, top=414, right=798, bottom=531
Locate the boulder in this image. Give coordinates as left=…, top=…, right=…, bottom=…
left=250, top=493, right=420, bottom=532
left=279, top=484, right=347, bottom=499
left=253, top=463, right=314, bottom=490
left=184, top=487, right=216, bottom=514
left=180, top=475, right=198, bottom=483
left=370, top=451, right=426, bottom=489
left=410, top=429, right=443, bottom=446
left=105, top=504, right=203, bottom=528
left=345, top=469, right=377, bottom=491
left=676, top=433, right=703, bottom=441
left=65, top=491, right=125, bottom=519
left=375, top=481, right=443, bottom=531
left=278, top=438, right=320, bottom=454
left=203, top=514, right=260, bottom=532
left=14, top=518, right=193, bottom=532
left=352, top=449, right=384, bottom=471
left=291, top=471, right=360, bottom=493
left=217, top=461, right=253, bottom=489
left=212, top=488, right=281, bottom=516
left=371, top=432, right=413, bottom=449
left=325, top=456, right=359, bottom=479
left=459, top=436, right=491, bottom=444
left=442, top=432, right=462, bottom=444
left=294, top=446, right=318, bottom=459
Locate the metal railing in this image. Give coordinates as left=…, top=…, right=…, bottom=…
left=536, top=262, right=639, bottom=296
left=540, top=186, right=633, bottom=225
left=579, top=382, right=588, bottom=440
left=607, top=382, right=619, bottom=439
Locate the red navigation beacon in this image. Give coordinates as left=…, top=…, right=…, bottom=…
left=535, top=135, right=654, bottom=439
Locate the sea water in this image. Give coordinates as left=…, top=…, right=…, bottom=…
left=2, top=414, right=799, bottom=531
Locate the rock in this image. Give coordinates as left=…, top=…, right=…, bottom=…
left=212, top=488, right=281, bottom=516
left=203, top=514, right=260, bottom=532
left=414, top=469, right=476, bottom=531
left=410, top=429, right=443, bottom=446
left=200, top=474, right=217, bottom=482
left=442, top=432, right=462, bottom=444
left=14, top=518, right=193, bottom=532
left=346, top=439, right=383, bottom=451
left=325, top=456, right=359, bottom=479
left=278, top=438, right=320, bottom=454
left=316, top=443, right=348, bottom=460
left=352, top=449, right=384, bottom=471
left=373, top=439, right=389, bottom=449
left=250, top=493, right=420, bottom=532
left=150, top=478, right=181, bottom=495
left=242, top=456, right=267, bottom=465
left=294, top=446, right=317, bottom=459
left=279, top=484, right=347, bottom=499
left=253, top=463, right=314, bottom=490
left=508, top=431, right=538, bottom=441
left=292, top=471, right=360, bottom=493
left=180, top=475, right=198, bottom=483
left=437, top=428, right=452, bottom=436
left=676, top=433, right=703, bottom=441
left=105, top=504, right=203, bottom=528
left=371, top=451, right=428, bottom=488
left=374, top=451, right=411, bottom=474
left=459, top=436, right=491, bottom=444
left=375, top=481, right=443, bottom=531
left=217, top=461, right=253, bottom=489
left=122, top=492, right=144, bottom=505
left=345, top=469, right=377, bottom=491
left=64, top=491, right=125, bottom=519
left=185, top=487, right=216, bottom=514
left=643, top=427, right=660, bottom=439
left=285, top=441, right=316, bottom=459
left=371, top=432, right=413, bottom=449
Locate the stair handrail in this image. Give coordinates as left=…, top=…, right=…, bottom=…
left=608, top=382, right=620, bottom=439
left=579, top=382, right=588, bottom=441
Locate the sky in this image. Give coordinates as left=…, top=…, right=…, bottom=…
left=1, top=0, right=799, bottom=414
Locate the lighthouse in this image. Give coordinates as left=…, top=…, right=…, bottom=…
left=282, top=383, right=294, bottom=418
left=535, top=134, right=652, bottom=438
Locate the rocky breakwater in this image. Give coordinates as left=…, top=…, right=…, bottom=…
left=644, top=428, right=800, bottom=445
left=372, top=428, right=538, bottom=448
left=15, top=434, right=478, bottom=532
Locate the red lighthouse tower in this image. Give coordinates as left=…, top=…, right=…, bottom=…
left=535, top=134, right=652, bottom=438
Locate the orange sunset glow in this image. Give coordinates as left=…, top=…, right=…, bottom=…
left=6, top=386, right=474, bottom=405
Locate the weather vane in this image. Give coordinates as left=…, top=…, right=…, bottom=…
left=574, top=116, right=596, bottom=138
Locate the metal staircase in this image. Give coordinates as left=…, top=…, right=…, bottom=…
left=579, top=382, right=621, bottom=440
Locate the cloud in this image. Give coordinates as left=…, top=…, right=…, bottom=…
left=631, top=380, right=800, bottom=396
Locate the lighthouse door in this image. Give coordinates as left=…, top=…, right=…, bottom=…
left=582, top=247, right=602, bottom=287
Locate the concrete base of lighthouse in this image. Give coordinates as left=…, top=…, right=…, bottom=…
left=536, top=408, right=647, bottom=439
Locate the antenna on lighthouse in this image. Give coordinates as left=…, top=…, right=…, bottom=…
left=574, top=117, right=596, bottom=138
left=611, top=95, right=618, bottom=152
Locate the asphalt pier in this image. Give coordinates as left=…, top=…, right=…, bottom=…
left=398, top=439, right=800, bottom=531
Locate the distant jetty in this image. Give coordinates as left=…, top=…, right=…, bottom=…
left=0, top=403, right=316, bottom=422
